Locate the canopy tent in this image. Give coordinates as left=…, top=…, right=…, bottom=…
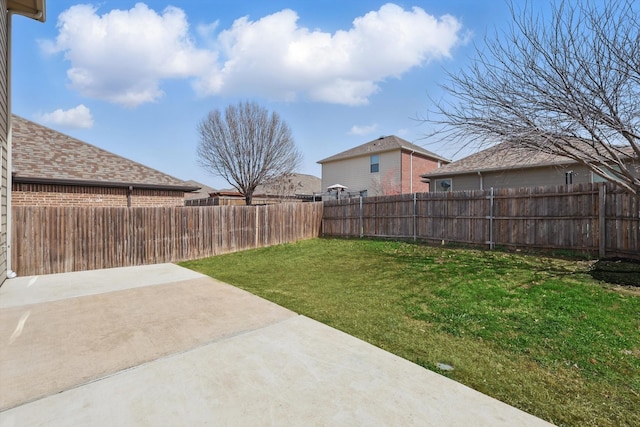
left=327, top=184, right=348, bottom=191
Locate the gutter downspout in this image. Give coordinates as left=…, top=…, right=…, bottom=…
left=478, top=171, right=483, bottom=191
left=6, top=12, right=15, bottom=279
left=5, top=5, right=46, bottom=280
left=409, top=150, right=414, bottom=193
left=127, top=186, right=133, bottom=207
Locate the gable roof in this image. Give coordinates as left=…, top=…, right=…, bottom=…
left=421, top=140, right=637, bottom=178
left=216, top=173, right=322, bottom=196
left=255, top=173, right=321, bottom=196
left=11, top=115, right=197, bottom=191
left=317, top=135, right=450, bottom=164
left=422, top=141, right=589, bottom=178
left=184, top=180, right=215, bottom=200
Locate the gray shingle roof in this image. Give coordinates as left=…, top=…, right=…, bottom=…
left=12, top=115, right=197, bottom=191
left=421, top=141, right=586, bottom=178
left=255, top=173, right=321, bottom=196
left=184, top=180, right=215, bottom=199
left=317, top=135, right=450, bottom=164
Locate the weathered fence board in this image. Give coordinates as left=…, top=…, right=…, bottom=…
left=13, top=202, right=323, bottom=276
left=323, top=183, right=639, bottom=259
left=12, top=182, right=639, bottom=277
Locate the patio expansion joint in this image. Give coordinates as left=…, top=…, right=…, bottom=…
left=0, top=314, right=301, bottom=413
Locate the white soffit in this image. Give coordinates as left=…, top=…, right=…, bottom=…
left=8, top=0, right=46, bottom=22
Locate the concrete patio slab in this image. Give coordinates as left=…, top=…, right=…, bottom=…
left=0, top=274, right=296, bottom=411
left=0, top=263, right=205, bottom=308
left=0, top=264, right=554, bottom=426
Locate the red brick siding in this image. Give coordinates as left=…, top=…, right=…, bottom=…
left=401, top=151, right=440, bottom=193
left=131, top=189, right=185, bottom=207
left=12, top=183, right=185, bottom=207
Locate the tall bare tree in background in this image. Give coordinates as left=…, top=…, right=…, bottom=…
left=197, top=101, right=302, bottom=205
left=431, top=0, right=639, bottom=194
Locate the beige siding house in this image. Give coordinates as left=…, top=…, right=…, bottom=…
left=421, top=141, right=638, bottom=192
left=318, top=136, right=449, bottom=197
left=2, top=1, right=46, bottom=282
left=12, top=115, right=198, bottom=207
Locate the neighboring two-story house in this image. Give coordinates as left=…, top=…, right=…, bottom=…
left=318, top=135, right=449, bottom=197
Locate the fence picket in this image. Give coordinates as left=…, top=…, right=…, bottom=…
left=323, top=183, right=639, bottom=259
left=12, top=202, right=323, bottom=276
left=11, top=182, right=639, bottom=277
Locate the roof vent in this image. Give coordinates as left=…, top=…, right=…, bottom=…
left=378, top=136, right=385, bottom=140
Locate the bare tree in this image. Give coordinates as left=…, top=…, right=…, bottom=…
left=257, top=173, right=302, bottom=201
left=430, top=0, right=640, bottom=194
left=197, top=102, right=302, bottom=205
left=371, top=168, right=401, bottom=196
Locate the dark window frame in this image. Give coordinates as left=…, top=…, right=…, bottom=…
left=435, top=178, right=452, bottom=191
left=370, top=155, right=379, bottom=173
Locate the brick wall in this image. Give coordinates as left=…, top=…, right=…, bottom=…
left=131, top=189, right=185, bottom=207
left=12, top=183, right=185, bottom=207
left=401, top=151, right=440, bottom=193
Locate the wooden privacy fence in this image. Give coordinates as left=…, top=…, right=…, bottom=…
left=12, top=202, right=323, bottom=276
left=322, top=182, right=639, bottom=259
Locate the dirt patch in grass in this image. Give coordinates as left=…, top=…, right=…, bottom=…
left=590, top=258, right=640, bottom=287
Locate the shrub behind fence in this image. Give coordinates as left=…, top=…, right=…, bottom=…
left=12, top=202, right=323, bottom=276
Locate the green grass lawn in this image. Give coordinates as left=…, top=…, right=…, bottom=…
left=180, top=238, right=640, bottom=427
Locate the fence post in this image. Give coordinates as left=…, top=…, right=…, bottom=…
left=486, top=187, right=495, bottom=250
left=359, top=196, right=363, bottom=238
left=321, top=200, right=324, bottom=236
left=598, top=183, right=606, bottom=258
left=413, top=193, right=417, bottom=241
left=255, top=205, right=259, bottom=248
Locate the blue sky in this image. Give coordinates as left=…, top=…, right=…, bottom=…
left=11, top=1, right=533, bottom=190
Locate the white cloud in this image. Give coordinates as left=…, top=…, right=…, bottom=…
left=42, top=3, right=217, bottom=107
left=203, top=4, right=464, bottom=105
left=44, top=3, right=463, bottom=107
left=37, top=104, right=94, bottom=128
left=349, top=123, right=379, bottom=136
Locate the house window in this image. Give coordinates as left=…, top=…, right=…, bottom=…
left=370, top=155, right=379, bottom=173
left=565, top=171, right=574, bottom=184
left=435, top=178, right=452, bottom=192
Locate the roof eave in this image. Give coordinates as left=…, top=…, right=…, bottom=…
left=319, top=147, right=447, bottom=164
left=8, top=0, right=46, bottom=22
left=318, top=148, right=395, bottom=164
left=420, top=159, right=579, bottom=178
left=12, top=175, right=199, bottom=192
left=399, top=146, right=451, bottom=163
